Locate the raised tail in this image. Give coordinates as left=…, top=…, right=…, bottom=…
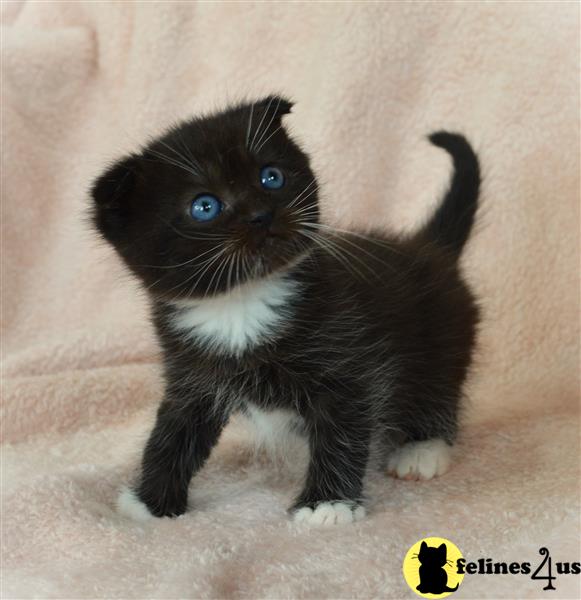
left=422, top=131, right=480, bottom=257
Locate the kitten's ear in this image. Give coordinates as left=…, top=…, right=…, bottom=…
left=91, top=155, right=140, bottom=242
left=255, top=95, right=293, bottom=119
left=420, top=541, right=428, bottom=550
left=438, top=544, right=447, bottom=555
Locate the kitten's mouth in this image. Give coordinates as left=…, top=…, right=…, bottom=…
left=262, top=232, right=291, bottom=247
left=245, top=227, right=292, bottom=252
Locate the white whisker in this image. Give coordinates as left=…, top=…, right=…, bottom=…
left=253, top=97, right=282, bottom=151
left=255, top=125, right=282, bottom=153
left=245, top=103, right=255, bottom=149
left=249, top=96, right=275, bottom=152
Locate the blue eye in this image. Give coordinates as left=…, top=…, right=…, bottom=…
left=190, top=194, right=222, bottom=221
left=260, top=166, right=285, bottom=190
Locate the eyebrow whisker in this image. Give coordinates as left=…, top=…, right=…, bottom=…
left=245, top=102, right=255, bottom=149
left=253, top=96, right=282, bottom=152
left=249, top=96, right=275, bottom=152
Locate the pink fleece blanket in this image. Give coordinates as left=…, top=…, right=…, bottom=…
left=2, top=2, right=579, bottom=598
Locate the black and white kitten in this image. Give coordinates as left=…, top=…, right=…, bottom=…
left=91, top=96, right=480, bottom=526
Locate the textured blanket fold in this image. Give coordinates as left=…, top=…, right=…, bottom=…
left=2, top=1, right=579, bottom=598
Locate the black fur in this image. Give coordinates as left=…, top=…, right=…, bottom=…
left=423, top=131, right=480, bottom=256
left=91, top=96, right=480, bottom=518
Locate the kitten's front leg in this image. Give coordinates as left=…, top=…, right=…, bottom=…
left=291, top=392, right=371, bottom=526
left=119, top=390, right=227, bottom=519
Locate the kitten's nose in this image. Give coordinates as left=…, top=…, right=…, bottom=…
left=247, top=210, right=274, bottom=228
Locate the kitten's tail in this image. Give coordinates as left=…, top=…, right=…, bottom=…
left=422, top=131, right=480, bottom=257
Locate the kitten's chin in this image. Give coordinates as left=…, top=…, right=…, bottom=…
left=152, top=248, right=311, bottom=304
left=240, top=233, right=312, bottom=282
left=250, top=246, right=312, bottom=282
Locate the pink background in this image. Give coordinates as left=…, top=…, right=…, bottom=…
left=2, top=2, right=579, bottom=598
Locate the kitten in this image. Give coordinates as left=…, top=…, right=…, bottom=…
left=91, top=96, right=480, bottom=526
left=416, top=541, right=459, bottom=594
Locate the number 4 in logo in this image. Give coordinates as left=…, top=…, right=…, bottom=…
left=531, top=547, right=557, bottom=591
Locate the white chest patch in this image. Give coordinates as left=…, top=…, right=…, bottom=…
left=169, top=272, right=299, bottom=355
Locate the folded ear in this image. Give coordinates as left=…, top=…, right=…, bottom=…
left=246, top=95, right=293, bottom=151
left=255, top=94, right=293, bottom=119
left=91, top=155, right=140, bottom=242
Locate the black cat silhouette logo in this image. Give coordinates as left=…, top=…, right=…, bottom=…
left=403, top=537, right=464, bottom=598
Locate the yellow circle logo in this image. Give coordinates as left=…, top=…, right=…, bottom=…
left=403, top=537, right=465, bottom=598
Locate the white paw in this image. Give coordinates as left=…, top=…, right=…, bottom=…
left=117, top=487, right=153, bottom=521
left=387, top=439, right=452, bottom=480
left=292, top=502, right=366, bottom=526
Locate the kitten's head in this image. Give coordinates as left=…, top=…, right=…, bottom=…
left=91, top=96, right=319, bottom=300
left=418, top=541, right=448, bottom=566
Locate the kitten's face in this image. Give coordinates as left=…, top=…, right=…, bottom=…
left=91, top=96, right=319, bottom=300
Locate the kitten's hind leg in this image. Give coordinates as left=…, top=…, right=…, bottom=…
left=386, top=389, right=459, bottom=481
left=387, top=438, right=452, bottom=480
